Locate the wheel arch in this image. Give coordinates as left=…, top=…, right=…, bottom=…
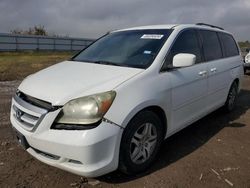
left=142, top=106, right=168, bottom=137
left=123, top=105, right=168, bottom=138
left=232, top=78, right=240, bottom=92
left=234, top=77, right=239, bottom=84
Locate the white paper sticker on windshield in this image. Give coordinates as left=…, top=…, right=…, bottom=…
left=141, top=34, right=164, bottom=39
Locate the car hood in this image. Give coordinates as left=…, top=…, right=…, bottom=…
left=18, top=61, right=143, bottom=106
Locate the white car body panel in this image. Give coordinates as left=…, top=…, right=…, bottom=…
left=10, top=24, right=243, bottom=177
left=19, top=61, right=143, bottom=105
left=207, top=56, right=242, bottom=111
left=168, top=63, right=208, bottom=133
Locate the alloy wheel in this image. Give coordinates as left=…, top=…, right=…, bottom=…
left=129, top=123, right=158, bottom=164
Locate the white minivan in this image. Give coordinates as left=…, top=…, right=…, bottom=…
left=10, top=23, right=243, bottom=177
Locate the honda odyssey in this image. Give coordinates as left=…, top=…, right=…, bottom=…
left=10, top=23, right=243, bottom=177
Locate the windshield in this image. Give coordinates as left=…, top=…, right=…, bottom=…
left=72, top=29, right=172, bottom=69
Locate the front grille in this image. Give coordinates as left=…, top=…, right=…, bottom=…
left=12, top=92, right=49, bottom=132
left=17, top=91, right=53, bottom=110
left=13, top=105, right=40, bottom=129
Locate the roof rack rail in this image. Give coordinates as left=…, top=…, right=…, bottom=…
left=196, top=23, right=224, bottom=30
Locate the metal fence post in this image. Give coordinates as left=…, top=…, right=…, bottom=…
left=70, top=39, right=73, bottom=51
left=15, top=36, right=18, bottom=51
left=53, top=38, right=56, bottom=51
left=37, top=37, right=39, bottom=51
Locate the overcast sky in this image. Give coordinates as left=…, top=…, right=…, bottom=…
left=0, top=0, right=249, bottom=41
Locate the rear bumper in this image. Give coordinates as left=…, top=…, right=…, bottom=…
left=10, top=101, right=123, bottom=177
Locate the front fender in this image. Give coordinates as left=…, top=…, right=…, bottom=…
left=104, top=70, right=172, bottom=130
left=111, top=100, right=166, bottom=128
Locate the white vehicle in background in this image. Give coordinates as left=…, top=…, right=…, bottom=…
left=10, top=23, right=243, bottom=177
left=244, top=49, right=250, bottom=74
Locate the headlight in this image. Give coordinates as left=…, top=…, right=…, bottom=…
left=55, top=91, right=116, bottom=126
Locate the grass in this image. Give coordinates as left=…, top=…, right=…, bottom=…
left=0, top=51, right=74, bottom=81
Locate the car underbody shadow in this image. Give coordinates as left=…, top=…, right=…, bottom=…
left=98, top=89, right=250, bottom=184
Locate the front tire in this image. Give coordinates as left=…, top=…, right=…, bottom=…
left=119, top=111, right=164, bottom=175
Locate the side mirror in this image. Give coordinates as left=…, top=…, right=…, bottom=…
left=173, top=53, right=196, bottom=68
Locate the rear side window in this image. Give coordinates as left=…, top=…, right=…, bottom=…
left=164, top=29, right=202, bottom=66
left=218, top=33, right=239, bottom=57
left=200, top=30, right=222, bottom=61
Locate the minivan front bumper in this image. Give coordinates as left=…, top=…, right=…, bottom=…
left=10, top=98, right=123, bottom=177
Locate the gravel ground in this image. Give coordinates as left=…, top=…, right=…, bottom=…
left=0, top=75, right=250, bottom=188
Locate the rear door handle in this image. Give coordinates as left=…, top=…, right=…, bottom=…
left=210, top=68, right=217, bottom=72
left=198, top=71, right=207, bottom=76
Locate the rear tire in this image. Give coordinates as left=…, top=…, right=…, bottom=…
left=119, top=111, right=164, bottom=175
left=224, top=81, right=238, bottom=112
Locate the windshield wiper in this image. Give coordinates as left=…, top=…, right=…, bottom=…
left=71, top=59, right=130, bottom=67
left=71, top=59, right=96, bottom=63
left=93, top=61, right=127, bottom=67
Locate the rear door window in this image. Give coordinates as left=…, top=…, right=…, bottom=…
left=200, top=30, right=223, bottom=61
left=218, top=33, right=239, bottom=57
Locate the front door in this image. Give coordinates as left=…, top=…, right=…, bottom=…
left=162, top=29, right=208, bottom=134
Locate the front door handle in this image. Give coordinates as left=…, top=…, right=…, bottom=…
left=210, top=68, right=217, bottom=72
left=198, top=70, right=207, bottom=76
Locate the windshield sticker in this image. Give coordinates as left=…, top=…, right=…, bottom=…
left=141, top=34, right=164, bottom=40
left=143, top=50, right=152, bottom=54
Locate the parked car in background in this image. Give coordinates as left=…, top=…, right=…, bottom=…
left=10, top=23, right=243, bottom=177
left=244, top=48, right=250, bottom=74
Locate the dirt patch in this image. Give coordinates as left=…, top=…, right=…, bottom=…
left=0, top=76, right=250, bottom=188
